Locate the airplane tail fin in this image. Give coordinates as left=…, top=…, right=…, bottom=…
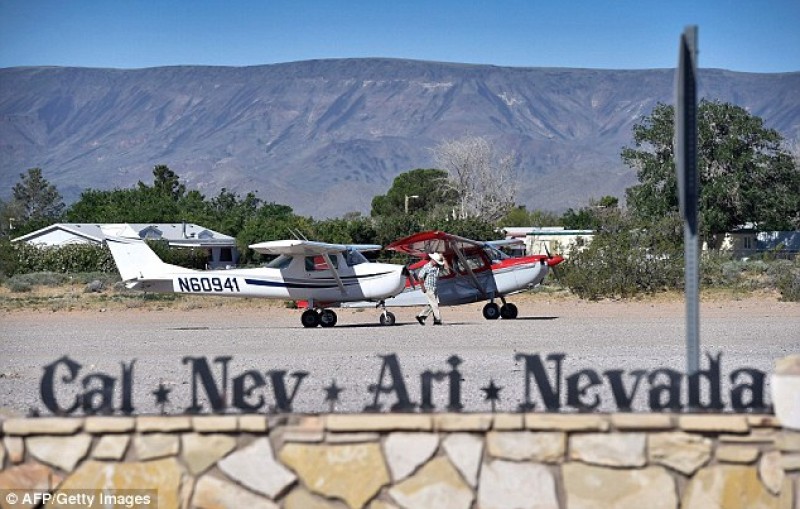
left=102, top=232, right=176, bottom=282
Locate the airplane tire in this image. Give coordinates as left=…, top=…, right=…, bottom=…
left=500, top=303, right=518, bottom=319
left=320, top=309, right=338, bottom=328
left=483, top=303, right=501, bottom=320
left=301, top=309, right=321, bottom=328
left=380, top=311, right=396, bottom=326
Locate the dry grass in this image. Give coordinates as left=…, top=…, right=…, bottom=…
left=0, top=283, right=288, bottom=313
left=0, top=281, right=791, bottom=315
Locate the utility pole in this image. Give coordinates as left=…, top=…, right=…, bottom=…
left=676, top=26, right=700, bottom=378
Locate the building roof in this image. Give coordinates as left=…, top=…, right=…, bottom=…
left=12, top=223, right=236, bottom=247
left=528, top=227, right=595, bottom=236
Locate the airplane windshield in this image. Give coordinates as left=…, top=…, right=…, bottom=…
left=485, top=246, right=510, bottom=263
left=345, top=249, right=368, bottom=266
left=265, top=254, right=292, bottom=269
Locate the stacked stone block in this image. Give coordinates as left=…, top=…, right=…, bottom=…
left=0, top=413, right=798, bottom=508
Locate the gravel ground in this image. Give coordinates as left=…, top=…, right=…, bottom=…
left=1, top=293, right=798, bottom=416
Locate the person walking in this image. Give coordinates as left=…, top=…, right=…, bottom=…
left=416, top=252, right=447, bottom=325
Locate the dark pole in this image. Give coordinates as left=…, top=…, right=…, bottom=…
left=676, top=26, right=700, bottom=377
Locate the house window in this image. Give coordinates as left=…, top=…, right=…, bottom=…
left=744, top=237, right=752, bottom=250
left=140, top=226, right=163, bottom=240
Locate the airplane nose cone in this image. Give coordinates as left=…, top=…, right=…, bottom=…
left=547, top=255, right=565, bottom=267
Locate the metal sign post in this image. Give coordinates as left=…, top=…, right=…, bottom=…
left=676, top=26, right=700, bottom=378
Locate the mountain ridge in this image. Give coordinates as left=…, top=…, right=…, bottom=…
left=1, top=59, right=798, bottom=217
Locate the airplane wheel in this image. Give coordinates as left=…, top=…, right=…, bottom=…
left=301, top=309, right=320, bottom=328
left=500, top=303, right=518, bottom=319
left=320, top=309, right=338, bottom=328
left=380, top=311, right=396, bottom=326
left=483, top=303, right=500, bottom=320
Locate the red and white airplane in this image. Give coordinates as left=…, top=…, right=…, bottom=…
left=102, top=227, right=406, bottom=328
left=347, top=230, right=564, bottom=321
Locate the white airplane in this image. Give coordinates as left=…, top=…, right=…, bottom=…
left=101, top=229, right=406, bottom=327
left=346, top=230, right=564, bottom=320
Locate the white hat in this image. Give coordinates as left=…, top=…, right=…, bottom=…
left=429, top=253, right=444, bottom=265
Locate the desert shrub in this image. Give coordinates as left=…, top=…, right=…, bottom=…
left=6, top=278, right=32, bottom=293
left=4, top=272, right=67, bottom=293
left=561, top=229, right=684, bottom=300
left=700, top=253, right=731, bottom=287
left=70, top=271, right=120, bottom=286
left=7, top=272, right=70, bottom=287
left=700, top=256, right=794, bottom=293
left=770, top=259, right=800, bottom=302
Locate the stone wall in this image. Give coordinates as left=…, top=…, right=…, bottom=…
left=1, top=413, right=799, bottom=509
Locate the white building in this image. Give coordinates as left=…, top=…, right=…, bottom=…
left=12, top=223, right=239, bottom=268
left=712, top=228, right=800, bottom=259
left=525, top=227, right=595, bottom=258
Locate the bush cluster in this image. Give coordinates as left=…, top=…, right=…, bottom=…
left=561, top=237, right=800, bottom=302
left=560, top=230, right=684, bottom=300
left=145, top=240, right=208, bottom=270
left=0, top=239, right=211, bottom=279
left=3, top=242, right=116, bottom=276
left=771, top=258, right=800, bottom=302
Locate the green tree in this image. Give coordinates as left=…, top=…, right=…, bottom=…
left=204, top=188, right=261, bottom=236
left=371, top=169, right=457, bottom=217
left=501, top=206, right=561, bottom=227
left=597, top=195, right=619, bottom=208
left=623, top=101, right=800, bottom=248
left=561, top=196, right=624, bottom=232
left=426, top=216, right=501, bottom=241
left=152, top=164, right=186, bottom=200
left=8, top=168, right=65, bottom=234
left=66, top=164, right=190, bottom=223
left=236, top=203, right=305, bottom=263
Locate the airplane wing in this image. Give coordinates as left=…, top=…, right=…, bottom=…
left=386, top=230, right=485, bottom=258
left=486, top=239, right=525, bottom=248
left=249, top=240, right=383, bottom=295
left=388, top=230, right=492, bottom=297
left=249, top=240, right=382, bottom=256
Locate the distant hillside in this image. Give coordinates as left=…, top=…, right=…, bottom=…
left=1, top=59, right=798, bottom=217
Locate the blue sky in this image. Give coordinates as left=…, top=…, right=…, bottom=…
left=1, top=0, right=798, bottom=72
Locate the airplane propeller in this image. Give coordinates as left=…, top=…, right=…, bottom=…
left=402, top=264, right=417, bottom=289
left=543, top=244, right=565, bottom=285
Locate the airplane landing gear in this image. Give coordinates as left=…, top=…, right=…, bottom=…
left=301, top=309, right=321, bottom=327
left=320, top=309, right=338, bottom=328
left=483, top=298, right=518, bottom=320
left=380, top=311, right=396, bottom=326
left=482, top=302, right=500, bottom=320
left=378, top=301, right=396, bottom=326
left=500, top=303, right=518, bottom=319
left=302, top=308, right=338, bottom=328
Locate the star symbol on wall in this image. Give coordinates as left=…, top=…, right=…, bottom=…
left=323, top=380, right=344, bottom=411
left=481, top=379, right=503, bottom=412
left=152, top=381, right=171, bottom=414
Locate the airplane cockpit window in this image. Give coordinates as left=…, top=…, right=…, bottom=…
left=485, top=246, right=510, bottom=264
left=265, top=254, right=292, bottom=269
left=345, top=249, right=368, bottom=266
left=306, top=255, right=339, bottom=271
left=453, top=254, right=487, bottom=274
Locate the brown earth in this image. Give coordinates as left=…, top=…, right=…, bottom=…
left=1, top=283, right=797, bottom=321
